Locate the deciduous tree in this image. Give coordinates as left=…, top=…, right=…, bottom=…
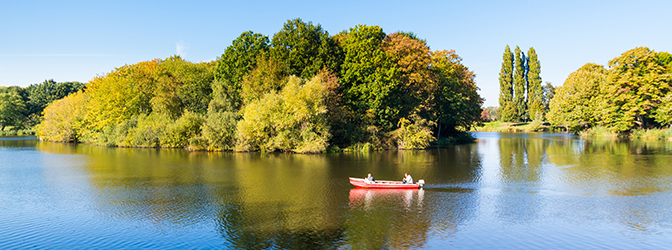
left=270, top=18, right=342, bottom=79
left=547, top=63, right=606, bottom=132
left=214, top=31, right=269, bottom=108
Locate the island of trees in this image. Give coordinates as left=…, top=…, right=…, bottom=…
left=23, top=19, right=483, bottom=153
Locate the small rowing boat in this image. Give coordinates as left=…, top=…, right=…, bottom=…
left=349, top=177, right=425, bottom=189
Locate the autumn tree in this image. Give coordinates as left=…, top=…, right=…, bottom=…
left=381, top=32, right=437, bottom=119
left=432, top=50, right=483, bottom=135
left=235, top=76, right=330, bottom=153
left=85, top=60, right=159, bottom=134
left=600, top=47, right=672, bottom=131
left=36, top=91, right=87, bottom=142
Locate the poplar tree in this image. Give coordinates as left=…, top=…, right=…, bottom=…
left=513, top=46, right=527, bottom=121
left=498, top=45, right=516, bottom=122
left=527, top=47, right=543, bottom=120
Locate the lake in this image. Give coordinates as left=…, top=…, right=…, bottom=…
left=1, top=132, right=671, bottom=249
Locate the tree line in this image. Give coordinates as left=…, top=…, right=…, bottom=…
left=0, top=80, right=84, bottom=131
left=497, top=45, right=555, bottom=122
left=36, top=18, right=484, bottom=152
left=548, top=47, right=672, bottom=133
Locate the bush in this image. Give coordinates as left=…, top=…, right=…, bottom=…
left=578, top=126, right=618, bottom=137
left=392, top=114, right=435, bottom=150
left=235, top=76, right=330, bottom=153
left=631, top=128, right=672, bottom=140
left=160, top=111, right=204, bottom=148
left=201, top=110, right=238, bottom=151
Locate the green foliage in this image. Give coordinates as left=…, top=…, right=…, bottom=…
left=240, top=53, right=286, bottom=105
left=548, top=48, right=672, bottom=135
left=542, top=82, right=556, bottom=115
left=270, top=18, right=342, bottom=79
left=393, top=115, right=435, bottom=150
left=513, top=46, right=527, bottom=121
left=26, top=79, right=85, bottom=117
left=160, top=111, right=205, bottom=148
left=202, top=110, right=238, bottom=151
left=548, top=63, right=607, bottom=132
left=577, top=126, right=618, bottom=137
left=34, top=19, right=487, bottom=152
left=498, top=45, right=514, bottom=120
left=162, top=56, right=214, bottom=114
left=500, top=101, right=518, bottom=123
left=527, top=47, right=544, bottom=119
left=657, top=51, right=672, bottom=67
left=0, top=90, right=27, bottom=130
left=653, top=93, right=672, bottom=126
left=601, top=47, right=672, bottom=132
left=214, top=31, right=270, bottom=108
left=338, top=24, right=398, bottom=131
left=432, top=50, right=483, bottom=133
left=235, top=76, right=330, bottom=153
left=630, top=128, right=672, bottom=140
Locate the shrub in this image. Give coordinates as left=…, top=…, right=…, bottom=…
left=160, top=111, right=204, bottom=148
left=392, top=114, right=435, bottom=150
left=235, top=75, right=330, bottom=153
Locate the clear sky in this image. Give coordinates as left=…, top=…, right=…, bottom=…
left=1, top=0, right=670, bottom=107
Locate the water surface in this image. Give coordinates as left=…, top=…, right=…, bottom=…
left=1, top=133, right=671, bottom=249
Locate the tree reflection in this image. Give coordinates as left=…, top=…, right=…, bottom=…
left=34, top=141, right=484, bottom=249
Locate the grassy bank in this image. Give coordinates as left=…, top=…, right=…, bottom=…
left=0, top=128, right=35, bottom=137
left=474, top=122, right=672, bottom=141
left=471, top=121, right=553, bottom=133
left=630, top=128, right=672, bottom=141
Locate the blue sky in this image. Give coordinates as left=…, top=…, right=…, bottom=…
left=1, top=0, right=670, bottom=107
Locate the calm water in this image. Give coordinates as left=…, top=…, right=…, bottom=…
left=1, top=132, right=672, bottom=249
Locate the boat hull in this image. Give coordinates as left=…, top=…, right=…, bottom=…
left=349, top=177, right=422, bottom=189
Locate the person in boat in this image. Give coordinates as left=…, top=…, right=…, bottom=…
left=403, top=173, right=413, bottom=184
left=365, top=173, right=376, bottom=183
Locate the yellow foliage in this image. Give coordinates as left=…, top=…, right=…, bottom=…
left=36, top=91, right=87, bottom=142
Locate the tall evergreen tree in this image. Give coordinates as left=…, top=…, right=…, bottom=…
left=498, top=45, right=516, bottom=122
left=513, top=46, right=527, bottom=121
left=527, top=47, right=543, bottom=120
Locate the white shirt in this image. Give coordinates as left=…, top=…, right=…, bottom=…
left=406, top=175, right=413, bottom=184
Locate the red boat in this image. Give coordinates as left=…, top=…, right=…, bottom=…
left=349, top=177, right=425, bottom=189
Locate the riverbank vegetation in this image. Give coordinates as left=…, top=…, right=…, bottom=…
left=481, top=46, right=672, bottom=141
left=0, top=80, right=84, bottom=133
left=472, top=121, right=553, bottom=133
left=34, top=19, right=483, bottom=152
left=548, top=47, right=672, bottom=139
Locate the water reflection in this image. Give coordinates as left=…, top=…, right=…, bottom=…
left=6, top=134, right=669, bottom=249
left=348, top=188, right=424, bottom=210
